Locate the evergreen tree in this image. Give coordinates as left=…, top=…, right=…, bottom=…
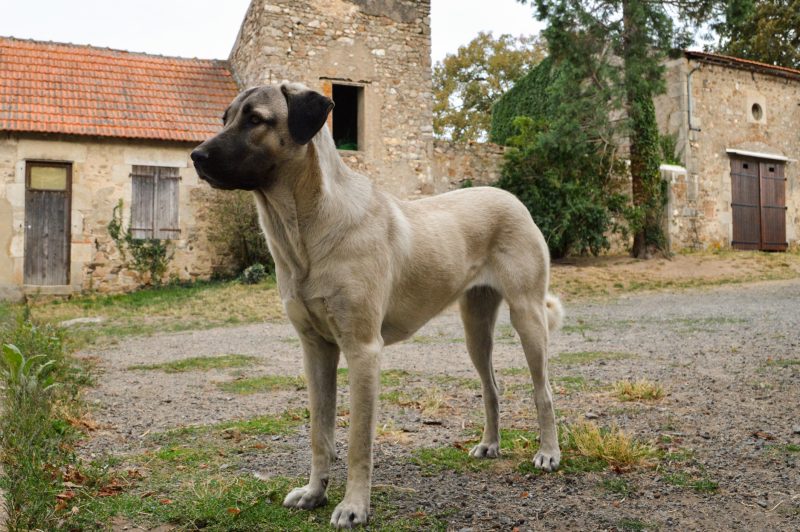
left=524, top=0, right=715, bottom=258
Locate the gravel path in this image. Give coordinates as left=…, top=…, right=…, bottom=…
left=77, top=279, right=800, bottom=530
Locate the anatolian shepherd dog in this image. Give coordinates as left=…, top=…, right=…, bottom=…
left=191, top=83, right=563, bottom=529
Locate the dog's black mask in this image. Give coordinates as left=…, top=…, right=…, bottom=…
left=191, top=84, right=333, bottom=191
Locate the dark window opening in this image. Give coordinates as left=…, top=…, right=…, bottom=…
left=332, top=84, right=361, bottom=151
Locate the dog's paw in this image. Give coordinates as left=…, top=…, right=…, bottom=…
left=282, top=484, right=328, bottom=510
left=469, top=442, right=500, bottom=458
left=533, top=449, right=561, bottom=472
left=330, top=499, right=369, bottom=529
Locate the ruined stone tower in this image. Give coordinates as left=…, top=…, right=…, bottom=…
left=229, top=0, right=434, bottom=197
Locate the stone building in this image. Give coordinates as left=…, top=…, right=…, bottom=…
left=228, top=0, right=436, bottom=197
left=0, top=36, right=238, bottom=298
left=656, top=51, right=800, bottom=251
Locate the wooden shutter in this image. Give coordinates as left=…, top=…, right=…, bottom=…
left=154, top=167, right=180, bottom=239
left=130, top=165, right=180, bottom=240
left=730, top=158, right=761, bottom=250
left=759, top=161, right=787, bottom=251
left=131, top=165, right=156, bottom=239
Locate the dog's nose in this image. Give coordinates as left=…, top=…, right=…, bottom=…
left=191, top=148, right=209, bottom=163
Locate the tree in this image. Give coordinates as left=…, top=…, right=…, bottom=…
left=525, top=0, right=716, bottom=258
left=714, top=0, right=800, bottom=69
left=493, top=56, right=628, bottom=258
left=433, top=32, right=546, bottom=142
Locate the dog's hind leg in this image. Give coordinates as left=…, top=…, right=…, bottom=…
left=508, top=298, right=561, bottom=472
left=283, top=333, right=340, bottom=510
left=459, top=285, right=504, bottom=458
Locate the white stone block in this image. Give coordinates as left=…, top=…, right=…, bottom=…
left=10, top=235, right=23, bottom=258
left=5, top=184, right=24, bottom=208
left=71, top=242, right=93, bottom=263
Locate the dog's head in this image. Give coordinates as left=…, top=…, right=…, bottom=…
left=191, top=83, right=334, bottom=190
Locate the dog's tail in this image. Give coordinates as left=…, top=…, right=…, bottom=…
left=545, top=294, right=564, bottom=333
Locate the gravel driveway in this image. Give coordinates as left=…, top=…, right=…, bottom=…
left=78, top=279, right=800, bottom=530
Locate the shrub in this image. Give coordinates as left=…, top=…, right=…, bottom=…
left=241, top=263, right=269, bottom=285
left=206, top=190, right=274, bottom=278
left=108, top=199, right=173, bottom=286
left=0, top=319, right=79, bottom=531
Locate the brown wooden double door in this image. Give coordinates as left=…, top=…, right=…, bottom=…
left=730, top=157, right=787, bottom=251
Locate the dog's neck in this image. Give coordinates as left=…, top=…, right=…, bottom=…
left=253, top=126, right=373, bottom=286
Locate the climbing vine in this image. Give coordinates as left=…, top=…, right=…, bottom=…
left=108, top=199, right=173, bottom=286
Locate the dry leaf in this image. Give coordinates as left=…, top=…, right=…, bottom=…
left=227, top=507, right=241, bottom=515
left=159, top=498, right=173, bottom=505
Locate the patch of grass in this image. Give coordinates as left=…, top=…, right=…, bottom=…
left=412, top=446, right=490, bottom=475
left=495, top=324, right=518, bottom=344
left=618, top=518, right=651, bottom=531
left=612, top=379, right=665, bottom=402
left=765, top=443, right=800, bottom=455
left=499, top=367, right=529, bottom=377
left=661, top=471, right=719, bottom=493
left=128, top=354, right=259, bottom=373
left=218, top=374, right=306, bottom=394
left=764, top=358, right=800, bottom=368
left=410, top=334, right=464, bottom=345
left=0, top=318, right=87, bottom=530
left=24, top=279, right=284, bottom=348
left=552, top=351, right=636, bottom=365
left=601, top=477, right=632, bottom=497
left=670, top=316, right=747, bottom=333
left=554, top=375, right=588, bottom=393
left=430, top=374, right=481, bottom=390
left=66, top=409, right=443, bottom=531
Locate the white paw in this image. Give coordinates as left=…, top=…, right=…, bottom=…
left=330, top=499, right=369, bottom=529
left=282, top=484, right=328, bottom=510
left=469, top=442, right=500, bottom=458
left=533, top=449, right=561, bottom=472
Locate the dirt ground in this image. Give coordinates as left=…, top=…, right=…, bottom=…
left=76, top=278, right=800, bottom=531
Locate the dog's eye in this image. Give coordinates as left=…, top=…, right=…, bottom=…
left=250, top=115, right=263, bottom=125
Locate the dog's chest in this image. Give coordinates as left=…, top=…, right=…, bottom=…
left=283, top=296, right=339, bottom=344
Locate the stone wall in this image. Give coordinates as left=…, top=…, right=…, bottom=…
left=430, top=140, right=505, bottom=193
left=0, top=134, right=216, bottom=297
left=656, top=57, right=800, bottom=251
left=229, top=0, right=433, bottom=198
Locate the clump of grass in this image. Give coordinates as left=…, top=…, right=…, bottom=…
left=612, top=379, right=665, bottom=402
left=602, top=477, right=632, bottom=497
left=376, top=419, right=411, bottom=445
left=128, top=354, right=258, bottom=373
left=218, top=374, right=305, bottom=394
left=564, top=422, right=656, bottom=471
left=0, top=317, right=84, bottom=530
left=661, top=471, right=719, bottom=493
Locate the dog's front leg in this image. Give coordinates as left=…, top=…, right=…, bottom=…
left=330, top=338, right=382, bottom=529
left=283, top=333, right=340, bottom=509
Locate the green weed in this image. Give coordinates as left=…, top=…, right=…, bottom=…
left=129, top=354, right=259, bottom=373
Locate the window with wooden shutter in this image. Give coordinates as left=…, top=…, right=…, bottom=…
left=130, top=165, right=181, bottom=240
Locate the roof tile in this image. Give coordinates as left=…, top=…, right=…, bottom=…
left=0, top=36, right=239, bottom=142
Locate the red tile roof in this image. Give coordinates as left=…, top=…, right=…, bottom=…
left=0, top=36, right=239, bottom=143
left=685, top=51, right=800, bottom=81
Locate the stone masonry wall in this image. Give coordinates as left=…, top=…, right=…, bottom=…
left=0, top=134, right=216, bottom=297
left=430, top=140, right=505, bottom=193
left=228, top=0, right=433, bottom=198
left=656, top=58, right=800, bottom=251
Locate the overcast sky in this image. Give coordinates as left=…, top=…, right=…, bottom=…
left=0, top=0, right=543, bottom=63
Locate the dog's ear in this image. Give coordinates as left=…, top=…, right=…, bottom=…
left=281, top=84, right=335, bottom=145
